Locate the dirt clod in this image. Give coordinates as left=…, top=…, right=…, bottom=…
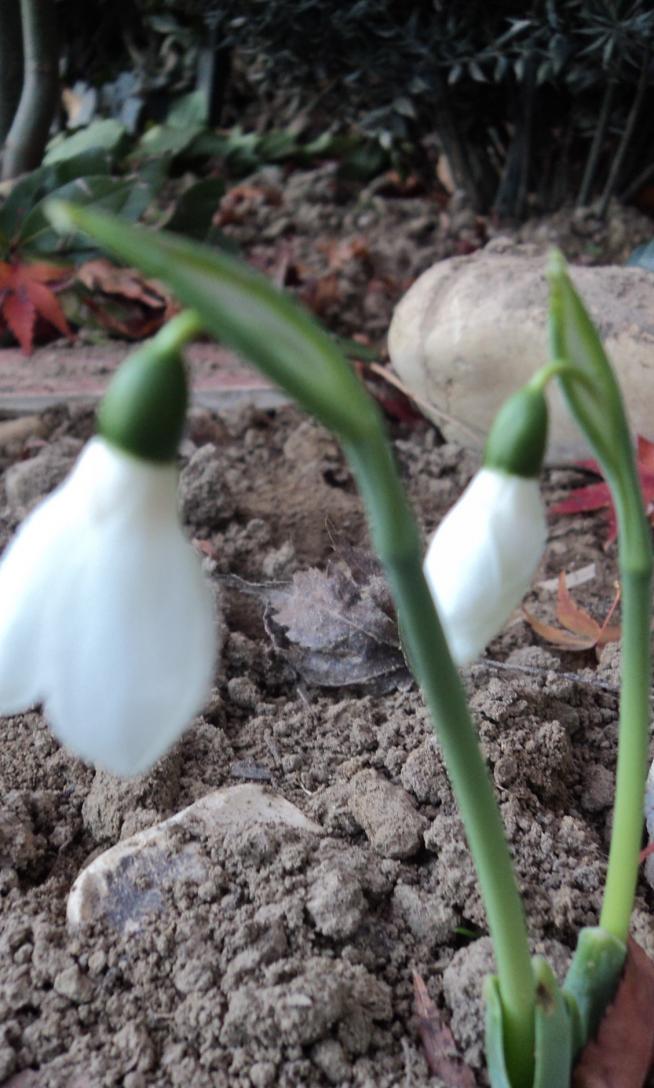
left=349, top=768, right=428, bottom=858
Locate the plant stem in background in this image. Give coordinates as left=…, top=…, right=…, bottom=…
left=598, top=50, right=650, bottom=219
left=196, top=8, right=232, bottom=127
left=2, top=0, right=58, bottom=181
left=0, top=0, right=24, bottom=147
left=577, top=77, right=616, bottom=208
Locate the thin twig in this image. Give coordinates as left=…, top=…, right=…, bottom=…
left=471, top=656, right=620, bottom=694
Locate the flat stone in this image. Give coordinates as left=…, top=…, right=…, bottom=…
left=388, top=247, right=654, bottom=459
left=348, top=769, right=427, bottom=859
left=67, top=784, right=322, bottom=931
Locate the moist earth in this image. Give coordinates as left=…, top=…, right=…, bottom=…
left=0, top=400, right=652, bottom=1087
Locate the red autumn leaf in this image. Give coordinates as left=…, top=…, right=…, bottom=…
left=354, top=360, right=425, bottom=425
left=550, top=437, right=654, bottom=545
left=412, top=972, right=476, bottom=1087
left=572, top=938, right=654, bottom=1088
left=639, top=842, right=654, bottom=864
left=3, top=288, right=36, bottom=354
left=0, top=259, right=73, bottom=354
left=523, top=572, right=620, bottom=655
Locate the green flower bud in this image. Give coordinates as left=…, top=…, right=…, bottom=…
left=483, top=385, right=548, bottom=478
left=98, top=337, right=188, bottom=463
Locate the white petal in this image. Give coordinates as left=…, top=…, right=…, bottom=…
left=0, top=436, right=217, bottom=774
left=424, top=468, right=546, bottom=665
left=42, top=517, right=217, bottom=776
left=0, top=479, right=81, bottom=712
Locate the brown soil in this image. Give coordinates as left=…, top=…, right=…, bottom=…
left=1, top=399, right=652, bottom=1087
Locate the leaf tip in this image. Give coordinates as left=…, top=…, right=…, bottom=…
left=547, top=247, right=567, bottom=285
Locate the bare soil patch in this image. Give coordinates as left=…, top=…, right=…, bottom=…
left=0, top=400, right=652, bottom=1086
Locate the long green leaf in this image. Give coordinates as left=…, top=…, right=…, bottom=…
left=548, top=251, right=632, bottom=473
left=46, top=202, right=379, bottom=440
left=22, top=180, right=151, bottom=258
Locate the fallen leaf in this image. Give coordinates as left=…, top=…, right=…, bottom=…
left=413, top=972, right=476, bottom=1086
left=639, top=842, right=654, bottom=864
left=572, top=938, right=654, bottom=1087
left=214, top=182, right=282, bottom=227
left=356, top=361, right=426, bottom=425
left=76, top=259, right=167, bottom=308
left=73, top=258, right=177, bottom=339
left=221, top=551, right=409, bottom=691
left=524, top=572, right=620, bottom=656
left=550, top=437, right=654, bottom=546
left=298, top=271, right=342, bottom=316
left=317, top=236, right=370, bottom=272
left=0, top=259, right=73, bottom=354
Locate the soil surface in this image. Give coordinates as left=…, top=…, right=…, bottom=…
left=1, top=399, right=653, bottom=1087
left=1, top=163, right=653, bottom=413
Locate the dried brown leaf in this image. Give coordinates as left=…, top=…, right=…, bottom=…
left=221, top=552, right=409, bottom=691
left=573, top=939, right=654, bottom=1088
left=524, top=573, right=620, bottom=656
left=413, top=972, right=476, bottom=1086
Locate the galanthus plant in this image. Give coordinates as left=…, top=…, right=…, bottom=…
left=39, top=200, right=652, bottom=1087
left=424, top=383, right=549, bottom=666
left=0, top=314, right=217, bottom=775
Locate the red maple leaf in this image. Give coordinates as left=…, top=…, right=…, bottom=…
left=523, top=571, right=620, bottom=656
left=550, top=436, right=654, bottom=545
left=0, top=260, right=74, bottom=354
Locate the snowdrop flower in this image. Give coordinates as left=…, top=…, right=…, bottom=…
left=0, top=321, right=217, bottom=775
left=424, top=384, right=549, bottom=666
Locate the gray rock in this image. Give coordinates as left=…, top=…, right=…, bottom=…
left=67, top=784, right=322, bottom=931
left=388, top=250, right=654, bottom=459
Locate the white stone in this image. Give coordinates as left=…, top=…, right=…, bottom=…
left=388, top=247, right=654, bottom=460
left=67, top=784, right=322, bottom=931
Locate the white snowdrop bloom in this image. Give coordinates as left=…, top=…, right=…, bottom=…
left=0, top=436, right=217, bottom=775
left=424, top=467, right=547, bottom=665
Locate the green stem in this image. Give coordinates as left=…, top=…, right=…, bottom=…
left=151, top=309, right=203, bottom=354
left=345, top=430, right=535, bottom=1088
left=599, top=468, right=652, bottom=939
left=529, top=360, right=594, bottom=397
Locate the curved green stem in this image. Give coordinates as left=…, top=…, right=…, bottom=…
left=529, top=360, right=595, bottom=397
left=151, top=309, right=203, bottom=354
left=345, top=431, right=535, bottom=1088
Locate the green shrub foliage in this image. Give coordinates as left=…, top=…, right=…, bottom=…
left=53, top=0, right=654, bottom=219
left=217, top=0, right=654, bottom=218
